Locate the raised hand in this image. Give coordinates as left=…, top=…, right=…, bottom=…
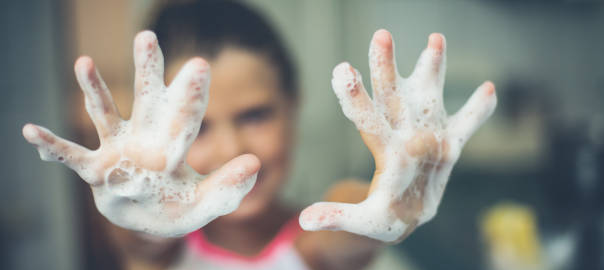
left=22, top=31, right=260, bottom=237
left=299, top=30, right=497, bottom=242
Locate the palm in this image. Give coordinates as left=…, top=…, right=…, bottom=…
left=300, top=30, right=497, bottom=242
left=22, top=31, right=260, bottom=237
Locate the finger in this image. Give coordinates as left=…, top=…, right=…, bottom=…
left=410, top=33, right=447, bottom=89
left=300, top=202, right=360, bottom=231
left=368, top=29, right=403, bottom=128
left=133, top=30, right=165, bottom=92
left=167, top=57, right=210, bottom=151
left=74, top=56, right=122, bottom=140
left=132, top=31, right=165, bottom=126
left=198, top=154, right=261, bottom=192
left=369, top=29, right=398, bottom=94
left=22, top=123, right=93, bottom=180
left=447, top=81, right=497, bottom=147
left=193, top=154, right=260, bottom=218
left=332, top=62, right=387, bottom=135
left=299, top=201, right=399, bottom=242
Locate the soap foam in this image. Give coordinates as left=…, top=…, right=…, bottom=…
left=87, top=34, right=257, bottom=237
left=93, top=158, right=257, bottom=237
left=23, top=31, right=259, bottom=237
left=301, top=31, right=496, bottom=242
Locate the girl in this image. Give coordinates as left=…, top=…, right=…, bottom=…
left=22, top=1, right=496, bottom=269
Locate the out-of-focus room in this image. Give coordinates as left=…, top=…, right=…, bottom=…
left=1, top=0, right=603, bottom=269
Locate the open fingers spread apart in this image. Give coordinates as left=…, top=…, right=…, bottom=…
left=301, top=30, right=497, bottom=242
left=23, top=30, right=260, bottom=237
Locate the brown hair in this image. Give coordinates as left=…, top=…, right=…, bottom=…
left=149, top=0, right=298, bottom=99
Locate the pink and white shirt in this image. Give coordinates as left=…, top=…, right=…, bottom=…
left=171, top=218, right=310, bottom=270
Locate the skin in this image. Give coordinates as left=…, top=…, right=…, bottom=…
left=299, top=30, right=497, bottom=244
left=23, top=31, right=262, bottom=238
left=23, top=29, right=496, bottom=270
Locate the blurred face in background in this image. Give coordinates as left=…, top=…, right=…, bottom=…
left=167, top=47, right=297, bottom=221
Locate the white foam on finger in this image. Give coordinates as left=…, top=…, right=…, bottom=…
left=317, top=31, right=496, bottom=242
left=93, top=155, right=258, bottom=237
left=299, top=195, right=410, bottom=242
left=22, top=124, right=39, bottom=143
left=332, top=62, right=387, bottom=135
left=23, top=31, right=261, bottom=237
left=23, top=124, right=72, bottom=163
left=84, top=58, right=255, bottom=236
left=447, top=82, right=497, bottom=151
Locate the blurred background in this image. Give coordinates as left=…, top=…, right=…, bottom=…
left=1, top=0, right=603, bottom=269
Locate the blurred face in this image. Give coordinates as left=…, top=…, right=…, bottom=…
left=167, top=48, right=297, bottom=221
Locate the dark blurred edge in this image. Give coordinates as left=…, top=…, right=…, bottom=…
left=0, top=0, right=80, bottom=269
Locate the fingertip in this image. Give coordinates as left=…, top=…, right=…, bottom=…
left=74, top=56, right=94, bottom=74
left=332, top=62, right=362, bottom=98
left=486, top=81, right=498, bottom=109
left=170, top=57, right=210, bottom=92
left=482, top=81, right=496, bottom=96
left=177, top=58, right=210, bottom=83
left=22, top=123, right=38, bottom=142
left=373, top=29, right=393, bottom=48
left=332, top=62, right=352, bottom=78
left=427, top=33, right=445, bottom=51
left=299, top=204, right=323, bottom=231
left=187, top=57, right=210, bottom=73
left=298, top=203, right=343, bottom=231
left=135, top=30, right=158, bottom=51
left=237, top=153, right=261, bottom=174
left=137, top=30, right=157, bottom=42
left=369, top=29, right=397, bottom=84
left=213, top=154, right=261, bottom=187
left=298, top=207, right=315, bottom=231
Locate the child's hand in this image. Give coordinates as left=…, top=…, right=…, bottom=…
left=22, top=31, right=260, bottom=237
left=300, top=30, right=496, bottom=242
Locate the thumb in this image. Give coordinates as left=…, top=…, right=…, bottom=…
left=206, top=154, right=260, bottom=187
left=299, top=200, right=406, bottom=242
left=299, top=201, right=363, bottom=232
left=191, top=154, right=261, bottom=219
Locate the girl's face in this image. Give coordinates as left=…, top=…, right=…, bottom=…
left=167, top=48, right=297, bottom=220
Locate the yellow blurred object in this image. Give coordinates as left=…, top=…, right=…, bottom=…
left=480, top=203, right=543, bottom=270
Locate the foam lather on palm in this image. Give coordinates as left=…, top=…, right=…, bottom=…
left=22, top=31, right=260, bottom=237
left=299, top=30, right=497, bottom=242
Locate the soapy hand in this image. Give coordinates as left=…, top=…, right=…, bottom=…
left=22, top=31, right=260, bottom=237
left=300, top=30, right=497, bottom=242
